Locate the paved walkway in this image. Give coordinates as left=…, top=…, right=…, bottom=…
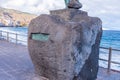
left=0, top=40, right=120, bottom=80
left=0, top=40, right=37, bottom=80
left=97, top=68, right=120, bottom=80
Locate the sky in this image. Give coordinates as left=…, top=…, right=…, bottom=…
left=0, top=0, right=120, bottom=30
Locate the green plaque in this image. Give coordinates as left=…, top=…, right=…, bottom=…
left=31, top=33, right=49, bottom=41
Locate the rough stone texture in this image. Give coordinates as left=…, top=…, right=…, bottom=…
left=28, top=9, right=102, bottom=80
left=67, top=0, right=82, bottom=9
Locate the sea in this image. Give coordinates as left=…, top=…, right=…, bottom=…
left=0, top=27, right=120, bottom=71
left=101, top=30, right=120, bottom=49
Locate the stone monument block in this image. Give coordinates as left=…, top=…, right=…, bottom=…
left=28, top=9, right=102, bottom=80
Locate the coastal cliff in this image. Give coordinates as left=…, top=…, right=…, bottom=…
left=0, top=7, right=37, bottom=27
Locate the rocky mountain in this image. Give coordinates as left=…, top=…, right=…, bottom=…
left=0, top=7, right=37, bottom=27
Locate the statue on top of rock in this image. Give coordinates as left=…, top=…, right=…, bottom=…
left=64, top=0, right=82, bottom=9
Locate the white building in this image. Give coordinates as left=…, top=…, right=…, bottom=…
left=1, top=12, right=14, bottom=26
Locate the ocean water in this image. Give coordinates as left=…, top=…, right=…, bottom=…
left=0, top=27, right=120, bottom=70
left=0, top=27, right=28, bottom=34
left=101, top=30, right=120, bottom=49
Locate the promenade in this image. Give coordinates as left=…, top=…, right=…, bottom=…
left=0, top=40, right=35, bottom=80
left=0, top=40, right=120, bottom=80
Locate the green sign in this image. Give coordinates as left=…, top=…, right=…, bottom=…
left=31, top=33, right=49, bottom=41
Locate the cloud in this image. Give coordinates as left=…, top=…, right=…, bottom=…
left=0, top=0, right=120, bottom=30
left=0, top=0, right=65, bottom=14
left=80, top=0, right=120, bottom=30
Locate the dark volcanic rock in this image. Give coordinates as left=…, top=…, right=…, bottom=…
left=28, top=9, right=102, bottom=80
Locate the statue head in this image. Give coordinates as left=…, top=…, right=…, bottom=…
left=64, top=0, right=82, bottom=9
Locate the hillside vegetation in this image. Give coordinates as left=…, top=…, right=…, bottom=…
left=0, top=7, right=37, bottom=27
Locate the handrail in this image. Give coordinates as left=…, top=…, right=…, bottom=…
left=99, top=58, right=120, bottom=65
left=1, top=30, right=27, bottom=36
left=99, top=47, right=120, bottom=72
left=0, top=30, right=27, bottom=45
left=100, top=47, right=120, bottom=51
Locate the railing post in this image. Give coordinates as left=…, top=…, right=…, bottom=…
left=107, top=47, right=112, bottom=73
left=16, top=33, right=18, bottom=44
left=0, top=31, right=2, bottom=38
left=7, top=32, right=9, bottom=41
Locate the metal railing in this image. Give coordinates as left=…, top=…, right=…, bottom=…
left=0, top=30, right=27, bottom=45
left=99, top=47, right=120, bottom=72
left=0, top=30, right=120, bottom=72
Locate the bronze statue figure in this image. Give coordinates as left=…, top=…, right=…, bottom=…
left=64, top=0, right=82, bottom=9
left=64, top=0, right=69, bottom=7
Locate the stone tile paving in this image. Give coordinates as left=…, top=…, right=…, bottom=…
left=0, top=40, right=120, bottom=80
left=0, top=40, right=36, bottom=80
left=97, top=67, right=120, bottom=80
